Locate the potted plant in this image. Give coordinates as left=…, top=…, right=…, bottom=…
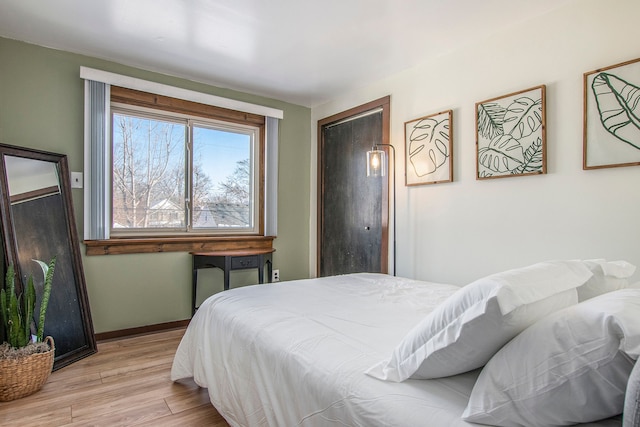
left=0, top=257, right=56, bottom=401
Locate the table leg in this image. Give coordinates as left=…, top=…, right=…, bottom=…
left=266, top=254, right=273, bottom=283
left=192, top=262, right=198, bottom=316
left=223, top=256, right=231, bottom=290
left=257, top=254, right=265, bottom=284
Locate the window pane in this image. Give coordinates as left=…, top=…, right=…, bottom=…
left=192, top=125, right=252, bottom=229
left=112, top=113, right=186, bottom=230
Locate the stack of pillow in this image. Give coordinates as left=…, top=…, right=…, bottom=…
left=366, top=259, right=639, bottom=426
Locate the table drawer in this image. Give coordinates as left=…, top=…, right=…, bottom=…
left=231, top=255, right=259, bottom=269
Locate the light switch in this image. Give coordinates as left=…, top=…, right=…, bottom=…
left=71, top=172, right=83, bottom=188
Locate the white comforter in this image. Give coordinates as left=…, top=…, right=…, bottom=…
left=171, top=273, right=621, bottom=427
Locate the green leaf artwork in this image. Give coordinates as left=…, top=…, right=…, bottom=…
left=476, top=86, right=545, bottom=178
left=503, top=97, right=543, bottom=139
left=513, top=137, right=544, bottom=174
left=478, top=134, right=524, bottom=173
left=408, top=117, right=449, bottom=176
left=591, top=72, right=640, bottom=150
left=477, top=102, right=506, bottom=141
left=405, top=110, right=452, bottom=185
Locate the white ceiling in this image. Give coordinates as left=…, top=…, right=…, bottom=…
left=1, top=0, right=573, bottom=107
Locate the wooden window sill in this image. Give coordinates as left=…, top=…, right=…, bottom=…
left=84, top=235, right=275, bottom=256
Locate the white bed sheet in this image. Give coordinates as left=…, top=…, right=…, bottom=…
left=171, top=273, right=622, bottom=427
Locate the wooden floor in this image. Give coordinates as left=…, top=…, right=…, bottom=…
left=0, top=328, right=230, bottom=426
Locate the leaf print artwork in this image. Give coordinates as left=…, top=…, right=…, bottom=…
left=408, top=118, right=449, bottom=176
left=477, top=102, right=506, bottom=141
left=591, top=72, right=640, bottom=150
left=476, top=86, right=546, bottom=179
left=513, top=137, right=544, bottom=174
left=583, top=56, right=640, bottom=169
left=478, top=134, right=524, bottom=173
left=503, top=97, right=543, bottom=139
left=404, top=110, right=453, bottom=186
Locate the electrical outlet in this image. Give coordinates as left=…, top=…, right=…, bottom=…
left=71, top=172, right=83, bottom=189
left=272, top=269, right=280, bottom=282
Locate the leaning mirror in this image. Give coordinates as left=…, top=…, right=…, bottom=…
left=0, top=143, right=96, bottom=370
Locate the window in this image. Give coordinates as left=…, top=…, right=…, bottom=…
left=191, top=124, right=256, bottom=230
left=111, top=107, right=260, bottom=235
left=109, top=87, right=264, bottom=237
left=82, top=70, right=281, bottom=256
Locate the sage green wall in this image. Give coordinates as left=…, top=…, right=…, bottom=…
left=0, top=37, right=311, bottom=333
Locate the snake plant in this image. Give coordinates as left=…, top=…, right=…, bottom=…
left=0, top=257, right=56, bottom=348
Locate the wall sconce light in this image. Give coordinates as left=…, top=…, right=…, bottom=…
left=366, top=144, right=396, bottom=276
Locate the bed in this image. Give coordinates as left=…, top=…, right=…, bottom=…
left=171, top=260, right=640, bottom=427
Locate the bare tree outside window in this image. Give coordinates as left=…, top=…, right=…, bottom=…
left=111, top=111, right=255, bottom=233
left=112, top=113, right=185, bottom=229
left=192, top=125, right=252, bottom=229
left=215, top=158, right=250, bottom=204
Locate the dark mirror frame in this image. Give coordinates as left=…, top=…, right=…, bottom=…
left=0, top=143, right=96, bottom=370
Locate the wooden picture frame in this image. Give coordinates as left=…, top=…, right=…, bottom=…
left=405, top=109, right=453, bottom=186
left=583, top=57, right=640, bottom=169
left=476, top=85, right=546, bottom=180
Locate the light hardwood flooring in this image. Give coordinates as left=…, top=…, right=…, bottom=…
left=0, top=328, right=230, bottom=426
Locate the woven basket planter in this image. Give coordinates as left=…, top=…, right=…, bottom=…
left=0, top=336, right=54, bottom=402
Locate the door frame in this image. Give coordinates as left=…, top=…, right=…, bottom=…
left=316, top=96, right=391, bottom=276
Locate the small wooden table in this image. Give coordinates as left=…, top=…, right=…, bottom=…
left=190, top=248, right=275, bottom=315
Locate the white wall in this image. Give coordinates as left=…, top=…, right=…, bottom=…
left=310, top=0, right=640, bottom=285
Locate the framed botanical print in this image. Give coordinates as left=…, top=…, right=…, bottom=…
left=476, top=85, right=546, bottom=180
left=584, top=57, right=640, bottom=169
left=405, top=109, right=453, bottom=186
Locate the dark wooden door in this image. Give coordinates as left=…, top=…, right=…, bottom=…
left=318, top=97, right=390, bottom=276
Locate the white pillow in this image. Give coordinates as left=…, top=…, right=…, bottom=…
left=577, top=259, right=636, bottom=301
left=463, top=288, right=640, bottom=427
left=366, top=260, right=593, bottom=381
